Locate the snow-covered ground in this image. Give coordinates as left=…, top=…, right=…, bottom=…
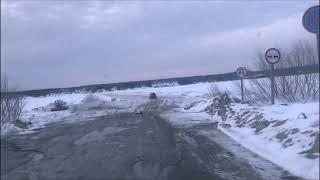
left=217, top=103, right=319, bottom=180
left=1, top=92, right=148, bottom=134
left=1, top=80, right=319, bottom=179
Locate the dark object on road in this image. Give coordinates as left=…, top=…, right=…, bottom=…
left=298, top=113, right=307, bottom=119
left=149, top=93, right=157, bottom=99
left=51, top=99, right=69, bottom=111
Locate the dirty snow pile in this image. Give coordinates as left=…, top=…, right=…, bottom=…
left=212, top=102, right=319, bottom=180
left=1, top=92, right=87, bottom=135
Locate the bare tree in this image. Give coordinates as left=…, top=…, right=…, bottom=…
left=237, top=79, right=271, bottom=103
left=0, top=75, right=25, bottom=125
left=256, top=40, right=317, bottom=70
left=245, top=40, right=319, bottom=103
left=207, top=83, right=222, bottom=99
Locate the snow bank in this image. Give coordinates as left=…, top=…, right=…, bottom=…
left=24, top=93, right=88, bottom=112
left=214, top=102, right=319, bottom=180
left=1, top=122, right=29, bottom=135
left=0, top=91, right=121, bottom=135
left=23, top=92, right=118, bottom=112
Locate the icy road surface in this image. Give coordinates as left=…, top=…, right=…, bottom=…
left=1, top=95, right=302, bottom=180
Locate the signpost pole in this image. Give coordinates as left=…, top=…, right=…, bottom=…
left=236, top=67, right=247, bottom=104
left=241, top=78, right=244, bottom=104
left=265, top=48, right=280, bottom=105
left=317, top=33, right=319, bottom=64
left=270, top=64, right=275, bottom=105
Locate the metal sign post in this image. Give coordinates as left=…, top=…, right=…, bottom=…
left=236, top=67, right=247, bottom=104
left=265, top=48, right=281, bottom=105
left=270, top=64, right=275, bottom=105
left=241, top=79, right=244, bottom=103
left=302, top=5, right=320, bottom=63
left=317, top=32, right=320, bottom=64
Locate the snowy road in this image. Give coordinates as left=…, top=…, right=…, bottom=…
left=1, top=96, right=303, bottom=180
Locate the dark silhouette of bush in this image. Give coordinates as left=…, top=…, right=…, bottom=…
left=149, top=93, right=157, bottom=99
left=51, top=99, right=68, bottom=111
left=1, top=75, right=25, bottom=125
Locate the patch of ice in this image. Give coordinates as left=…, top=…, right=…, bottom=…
left=160, top=111, right=215, bottom=127
left=74, top=127, right=128, bottom=146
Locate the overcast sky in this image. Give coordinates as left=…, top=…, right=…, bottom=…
left=1, top=0, right=318, bottom=90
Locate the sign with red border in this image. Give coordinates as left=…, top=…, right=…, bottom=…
left=302, top=5, right=320, bottom=34
left=265, top=48, right=281, bottom=64
left=236, top=67, right=247, bottom=78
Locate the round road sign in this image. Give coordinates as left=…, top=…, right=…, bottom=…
left=265, top=48, right=281, bottom=64
left=302, top=5, right=320, bottom=34
left=236, top=67, right=247, bottom=78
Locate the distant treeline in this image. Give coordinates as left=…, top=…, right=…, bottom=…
left=15, top=64, right=319, bottom=97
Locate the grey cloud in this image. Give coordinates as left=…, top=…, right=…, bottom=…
left=1, top=1, right=318, bottom=90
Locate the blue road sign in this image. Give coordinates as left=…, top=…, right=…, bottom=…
left=302, top=5, right=320, bottom=34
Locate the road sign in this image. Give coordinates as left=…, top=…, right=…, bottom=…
left=265, top=48, right=281, bottom=64
left=236, top=67, right=247, bottom=104
left=265, top=48, right=281, bottom=105
left=302, top=5, right=320, bottom=64
left=302, top=5, right=320, bottom=34
left=236, top=67, right=247, bottom=78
